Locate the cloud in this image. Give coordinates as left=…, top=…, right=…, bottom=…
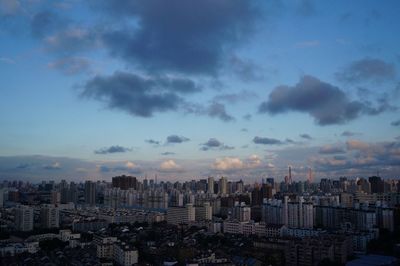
left=0, top=56, right=15, bottom=64
left=98, top=161, right=142, bottom=174
left=145, top=139, right=160, bottom=145
left=299, top=133, right=313, bottom=140
left=94, top=145, right=132, bottom=154
left=43, top=162, right=61, bottom=170
left=166, top=135, right=190, bottom=144
left=341, top=131, right=361, bottom=137
left=212, top=154, right=269, bottom=172
left=259, top=75, right=392, bottom=125
left=48, top=57, right=91, bottom=75
left=391, top=119, right=400, bottom=126
left=229, top=55, right=264, bottom=81
left=206, top=102, right=235, bottom=122
left=200, top=138, right=234, bottom=151
left=31, top=10, right=66, bottom=38
left=44, top=26, right=99, bottom=55
left=243, top=114, right=252, bottom=121
left=213, top=90, right=258, bottom=104
left=95, top=0, right=261, bottom=75
left=82, top=71, right=200, bottom=118
left=294, top=40, right=320, bottom=48
left=159, top=159, right=183, bottom=173
left=212, top=157, right=244, bottom=171
left=319, top=145, right=346, bottom=154
left=336, top=58, right=396, bottom=83
left=312, top=140, right=400, bottom=174
left=253, top=136, right=283, bottom=145
left=161, top=152, right=175, bottom=156
left=346, top=140, right=370, bottom=151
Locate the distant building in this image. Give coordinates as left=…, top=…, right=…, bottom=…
left=207, top=177, right=214, bottom=194
left=85, top=181, right=97, bottom=206
left=15, top=205, right=34, bottom=231
left=167, top=204, right=195, bottom=225
left=112, top=175, right=138, bottom=190
left=113, top=241, right=139, bottom=266
left=40, top=204, right=59, bottom=228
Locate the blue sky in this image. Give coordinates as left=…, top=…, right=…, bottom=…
left=0, top=0, right=399, bottom=182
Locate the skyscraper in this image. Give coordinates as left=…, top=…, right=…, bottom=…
left=85, top=181, right=97, bottom=206
left=207, top=176, right=214, bottom=194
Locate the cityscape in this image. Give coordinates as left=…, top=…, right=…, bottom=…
left=1, top=0, right=400, bottom=265
left=0, top=174, right=399, bottom=265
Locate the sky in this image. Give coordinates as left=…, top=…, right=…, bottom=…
left=0, top=0, right=399, bottom=183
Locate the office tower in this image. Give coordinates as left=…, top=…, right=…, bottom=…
left=207, top=176, right=214, bottom=194
left=219, top=176, right=227, bottom=195
left=308, top=167, right=313, bottom=183
left=112, top=175, right=138, bottom=190
left=236, top=180, right=244, bottom=193
left=15, top=205, right=34, bottom=231
left=266, top=178, right=274, bottom=187
left=289, top=166, right=292, bottom=184
left=368, top=176, right=384, bottom=194
left=40, top=204, right=59, bottom=228
left=85, top=181, right=97, bottom=206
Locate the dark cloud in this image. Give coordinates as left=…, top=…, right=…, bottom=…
left=94, top=0, right=261, bottom=75
left=145, top=139, right=160, bottom=145
left=229, top=55, right=264, bottom=81
left=241, top=128, right=248, bottom=132
left=16, top=163, right=30, bottom=169
left=207, top=102, right=235, bottom=122
left=391, top=119, right=400, bottom=126
left=341, top=131, right=361, bottom=137
left=200, top=138, right=234, bottom=151
left=82, top=71, right=200, bottom=118
left=48, top=57, right=91, bottom=75
left=94, top=145, right=132, bottom=154
left=243, top=114, right=252, bottom=121
left=336, top=58, right=396, bottom=83
left=213, top=90, right=258, bottom=104
left=253, top=136, right=283, bottom=145
left=43, top=162, right=61, bottom=170
left=312, top=140, right=400, bottom=174
left=161, top=152, right=175, bottom=156
left=166, top=135, right=190, bottom=144
left=259, top=75, right=392, bottom=126
left=31, top=10, right=66, bottom=38
left=299, top=133, right=313, bottom=140
left=99, top=162, right=142, bottom=174
left=319, top=145, right=346, bottom=154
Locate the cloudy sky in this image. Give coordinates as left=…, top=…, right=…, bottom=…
left=0, top=0, right=399, bottom=182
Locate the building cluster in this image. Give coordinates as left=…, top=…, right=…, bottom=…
left=0, top=174, right=399, bottom=265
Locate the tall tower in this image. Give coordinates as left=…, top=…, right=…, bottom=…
left=308, top=167, right=313, bottom=183
left=288, top=166, right=292, bottom=184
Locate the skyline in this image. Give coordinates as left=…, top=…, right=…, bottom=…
left=1, top=0, right=400, bottom=181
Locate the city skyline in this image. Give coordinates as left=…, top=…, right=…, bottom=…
left=1, top=0, right=400, bottom=181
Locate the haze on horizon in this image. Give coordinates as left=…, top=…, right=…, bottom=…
left=0, top=0, right=399, bottom=182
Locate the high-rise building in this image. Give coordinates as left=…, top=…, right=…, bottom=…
left=219, top=176, right=227, bottom=195
left=85, top=181, right=97, bottom=206
left=15, top=205, right=34, bottom=231
left=167, top=204, right=195, bottom=225
left=112, top=175, right=138, bottom=190
left=207, top=176, right=214, bottom=194
left=40, top=204, right=59, bottom=228
left=195, top=202, right=212, bottom=221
